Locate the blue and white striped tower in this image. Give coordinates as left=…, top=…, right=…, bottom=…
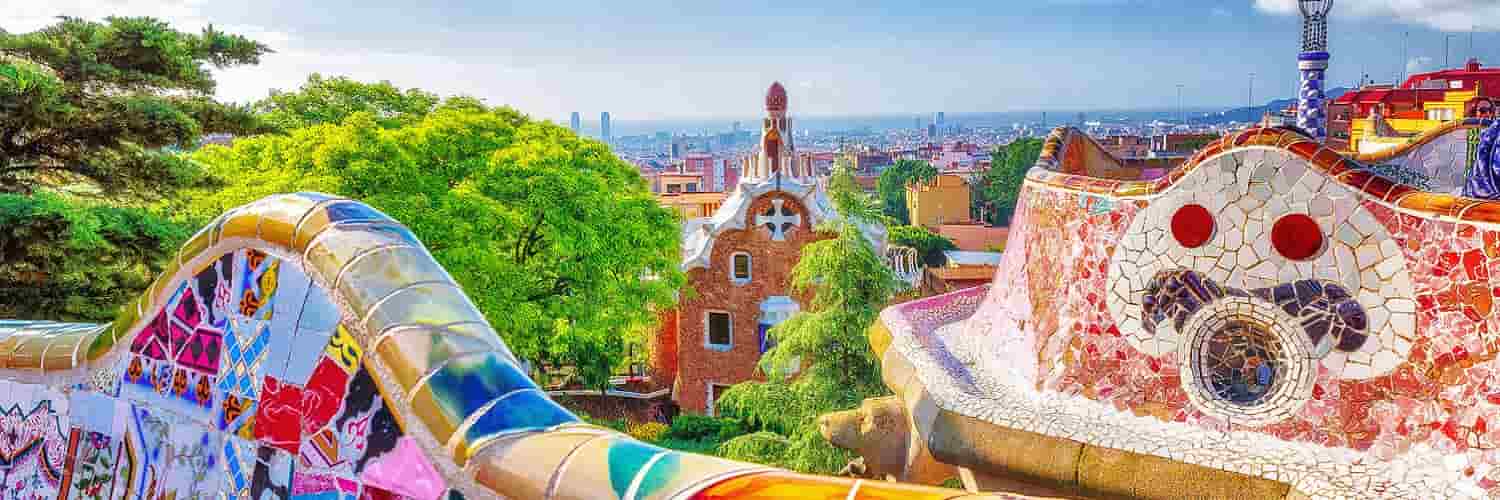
left=1297, top=0, right=1333, bottom=142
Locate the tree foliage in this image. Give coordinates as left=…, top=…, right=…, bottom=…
left=888, top=225, right=957, bottom=267
left=0, top=192, right=188, bottom=321
left=255, top=74, right=448, bottom=131
left=0, top=17, right=261, bottom=321
left=0, top=17, right=271, bottom=198
left=875, top=159, right=937, bottom=225
left=976, top=138, right=1042, bottom=225
left=178, top=95, right=684, bottom=390
left=716, top=166, right=898, bottom=474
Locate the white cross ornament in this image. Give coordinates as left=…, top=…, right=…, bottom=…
left=757, top=199, right=801, bottom=241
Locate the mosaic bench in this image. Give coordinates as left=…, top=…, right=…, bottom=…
left=832, top=123, right=1500, bottom=499
left=0, top=193, right=1015, bottom=499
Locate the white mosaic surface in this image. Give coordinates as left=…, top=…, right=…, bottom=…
left=1105, top=147, right=1417, bottom=380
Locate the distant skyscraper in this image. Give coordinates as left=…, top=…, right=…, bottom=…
left=927, top=123, right=937, bottom=141
left=713, top=158, right=727, bottom=191
left=569, top=112, right=580, bottom=133
left=915, top=116, right=922, bottom=131
left=935, top=112, right=945, bottom=127
left=732, top=121, right=741, bottom=134
left=601, top=112, right=612, bottom=141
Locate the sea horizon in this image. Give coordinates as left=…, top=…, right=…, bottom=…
left=556, top=105, right=1276, bottom=137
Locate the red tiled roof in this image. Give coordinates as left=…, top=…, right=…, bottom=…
left=1330, top=87, right=1449, bottom=118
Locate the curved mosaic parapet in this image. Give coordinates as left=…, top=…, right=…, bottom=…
left=857, top=125, right=1500, bottom=498
left=1353, top=118, right=1490, bottom=166
left=1030, top=127, right=1158, bottom=182
left=0, top=193, right=1012, bottom=499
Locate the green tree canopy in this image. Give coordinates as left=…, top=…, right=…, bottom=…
left=976, top=138, right=1042, bottom=225
left=0, top=16, right=271, bottom=198
left=179, top=99, right=685, bottom=390
left=717, top=166, right=899, bottom=474
left=0, top=192, right=188, bottom=321
left=255, top=73, right=448, bottom=131
left=888, top=225, right=957, bottom=267
left=875, top=159, right=937, bottom=225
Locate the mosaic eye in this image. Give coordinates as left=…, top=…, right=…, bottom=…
left=1170, top=204, right=1215, bottom=248
left=1270, top=213, right=1324, bottom=261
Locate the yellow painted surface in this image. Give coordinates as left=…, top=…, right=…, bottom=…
left=659, top=192, right=726, bottom=218
left=1349, top=88, right=1483, bottom=155
left=907, top=174, right=971, bottom=228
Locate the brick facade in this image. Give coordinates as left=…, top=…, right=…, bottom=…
left=649, top=308, right=679, bottom=391
left=669, top=192, right=830, bottom=414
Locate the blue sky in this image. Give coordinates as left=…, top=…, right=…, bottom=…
left=5, top=0, right=1498, bottom=121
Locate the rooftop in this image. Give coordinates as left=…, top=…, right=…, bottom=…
left=943, top=250, right=1003, bottom=267
left=935, top=223, right=1009, bottom=252
left=1399, top=58, right=1500, bottom=91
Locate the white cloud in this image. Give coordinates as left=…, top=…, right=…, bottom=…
left=3, top=0, right=201, bottom=32
left=0, top=0, right=289, bottom=42
left=213, top=48, right=542, bottom=107
left=0, top=1, right=503, bottom=107
left=1406, top=55, right=1435, bottom=74
left=1254, top=0, right=1500, bottom=31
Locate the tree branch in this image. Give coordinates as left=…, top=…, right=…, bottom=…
left=0, top=163, right=40, bottom=174
left=0, top=126, right=20, bottom=151
left=516, top=211, right=546, bottom=265
left=524, top=276, right=573, bottom=302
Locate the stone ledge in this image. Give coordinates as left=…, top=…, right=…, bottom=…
left=926, top=409, right=1295, bottom=500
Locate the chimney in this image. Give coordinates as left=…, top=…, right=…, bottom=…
left=1468, top=58, right=1483, bottom=72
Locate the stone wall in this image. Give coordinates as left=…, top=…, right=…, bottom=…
left=555, top=393, right=676, bottom=424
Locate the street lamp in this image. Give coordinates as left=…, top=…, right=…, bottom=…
left=1446, top=34, right=1457, bottom=69
left=1176, top=84, right=1185, bottom=128
left=1248, top=73, right=1256, bottom=125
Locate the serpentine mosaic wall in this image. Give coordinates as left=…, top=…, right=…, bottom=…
left=1030, top=128, right=1500, bottom=456
left=0, top=247, right=440, bottom=499
left=872, top=126, right=1500, bottom=497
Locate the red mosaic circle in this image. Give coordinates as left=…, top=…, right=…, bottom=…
left=1271, top=214, right=1324, bottom=261
left=1170, top=204, right=1215, bottom=248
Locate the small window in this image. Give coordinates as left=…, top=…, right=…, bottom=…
left=731, top=252, right=751, bottom=284
left=707, top=383, right=733, bottom=416
left=686, top=183, right=699, bottom=193
left=666, top=184, right=682, bottom=194
left=706, top=311, right=732, bottom=349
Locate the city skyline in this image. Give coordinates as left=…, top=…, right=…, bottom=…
left=5, top=0, right=1498, bottom=121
